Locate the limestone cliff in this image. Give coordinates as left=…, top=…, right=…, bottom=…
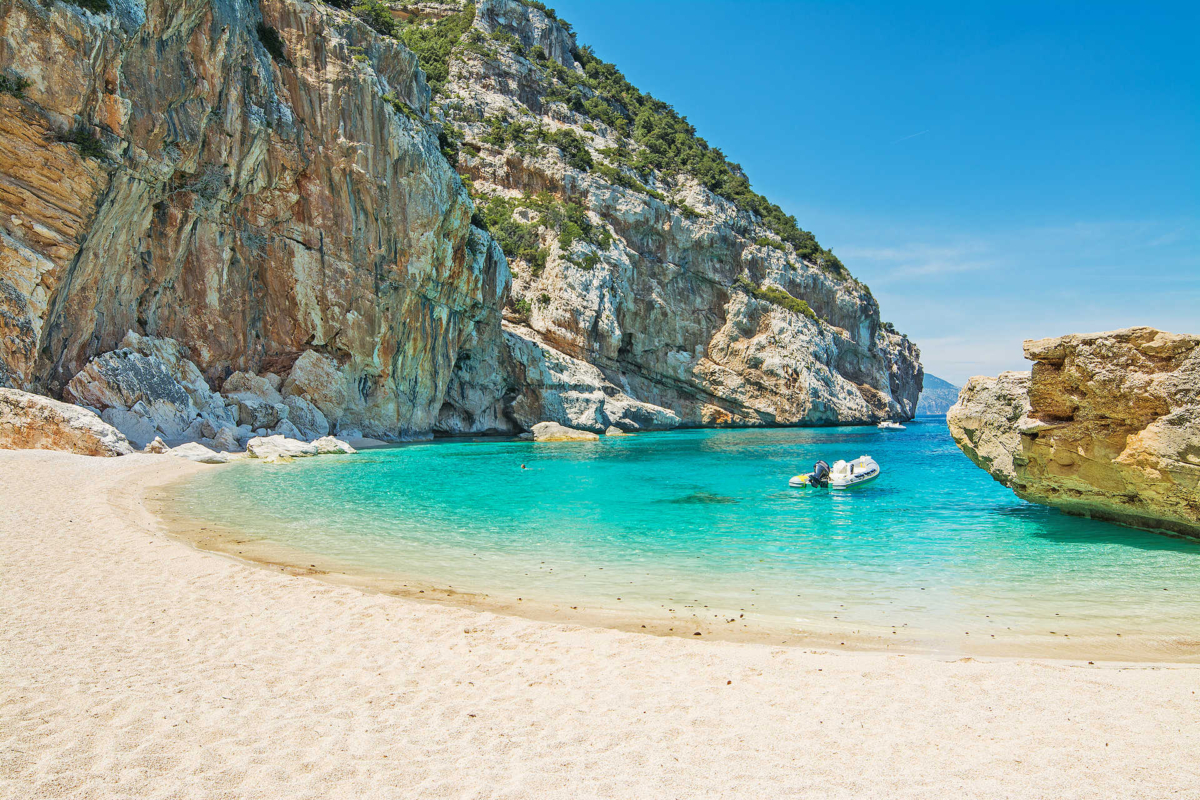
left=0, top=0, right=920, bottom=444
left=0, top=0, right=504, bottom=438
left=948, top=328, right=1200, bottom=538
left=431, top=0, right=923, bottom=433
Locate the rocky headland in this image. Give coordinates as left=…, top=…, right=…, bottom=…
left=0, top=0, right=921, bottom=457
left=915, top=374, right=960, bottom=416
left=948, top=328, right=1200, bottom=539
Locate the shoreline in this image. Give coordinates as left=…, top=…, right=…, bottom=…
left=154, top=456, right=1200, bottom=664
left=4, top=449, right=1200, bottom=797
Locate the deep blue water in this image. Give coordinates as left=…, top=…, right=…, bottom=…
left=172, top=419, right=1200, bottom=652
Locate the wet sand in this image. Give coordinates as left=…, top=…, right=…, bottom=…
left=2, top=449, right=1199, bottom=798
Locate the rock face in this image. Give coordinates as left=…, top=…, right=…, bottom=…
left=0, top=0, right=505, bottom=440
left=0, top=0, right=920, bottom=441
left=432, top=0, right=923, bottom=433
left=0, top=387, right=132, bottom=456
left=948, top=328, right=1200, bottom=538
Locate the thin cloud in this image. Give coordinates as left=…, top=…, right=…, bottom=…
left=890, top=129, right=929, bottom=144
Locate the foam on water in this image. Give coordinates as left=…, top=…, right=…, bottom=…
left=169, top=420, right=1200, bottom=657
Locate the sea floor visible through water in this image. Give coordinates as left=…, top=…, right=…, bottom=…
left=162, top=420, right=1200, bottom=661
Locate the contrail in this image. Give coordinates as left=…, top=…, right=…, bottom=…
left=891, top=129, right=929, bottom=144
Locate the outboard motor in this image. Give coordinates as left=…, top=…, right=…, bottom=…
left=812, top=460, right=830, bottom=488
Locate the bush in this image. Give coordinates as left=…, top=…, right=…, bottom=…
left=489, top=28, right=525, bottom=56
left=537, top=292, right=551, bottom=305
left=545, top=128, right=592, bottom=172
left=382, top=92, right=421, bottom=123
left=256, top=23, right=291, bottom=66
left=400, top=3, right=475, bottom=94
left=476, top=196, right=546, bottom=275
left=353, top=0, right=396, bottom=36
left=62, top=126, right=106, bottom=160
left=512, top=297, right=533, bottom=322
left=0, top=74, right=30, bottom=98
left=734, top=277, right=817, bottom=321
left=754, top=236, right=786, bottom=253
left=438, top=123, right=462, bottom=164
left=517, top=0, right=558, bottom=20
left=66, top=0, right=109, bottom=12
left=533, top=44, right=849, bottom=277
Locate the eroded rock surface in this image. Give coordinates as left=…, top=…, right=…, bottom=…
left=433, top=0, right=923, bottom=431
left=0, top=387, right=132, bottom=456
left=2, top=0, right=921, bottom=443
left=0, top=0, right=504, bottom=440
left=948, top=328, right=1200, bottom=538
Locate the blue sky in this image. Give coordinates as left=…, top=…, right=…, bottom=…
left=548, top=1, right=1199, bottom=385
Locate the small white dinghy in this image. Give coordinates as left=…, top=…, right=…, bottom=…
left=790, top=456, right=881, bottom=489
left=877, top=421, right=906, bottom=430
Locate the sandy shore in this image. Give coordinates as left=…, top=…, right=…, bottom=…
left=2, top=450, right=1199, bottom=798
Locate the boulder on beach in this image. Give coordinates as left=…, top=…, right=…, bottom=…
left=143, top=437, right=170, bottom=454
left=312, top=436, right=357, bottom=455
left=167, top=442, right=237, bottom=464
left=0, top=388, right=133, bottom=457
left=531, top=421, right=600, bottom=442
left=246, top=435, right=319, bottom=460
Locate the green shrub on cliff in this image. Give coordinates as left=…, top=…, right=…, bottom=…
left=545, top=129, right=592, bottom=172
left=62, top=127, right=106, bottom=160
left=754, top=236, right=787, bottom=253
left=475, top=196, right=547, bottom=275
left=400, top=2, right=476, bottom=94
left=353, top=0, right=397, bottom=36
left=65, top=0, right=109, bottom=13
left=734, top=277, right=817, bottom=321
left=511, top=297, right=533, bottom=322
left=534, top=44, right=845, bottom=274
left=0, top=74, right=30, bottom=98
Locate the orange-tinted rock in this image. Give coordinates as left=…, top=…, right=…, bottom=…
left=949, top=328, right=1200, bottom=539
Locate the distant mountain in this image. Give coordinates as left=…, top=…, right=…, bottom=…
left=916, top=374, right=961, bottom=416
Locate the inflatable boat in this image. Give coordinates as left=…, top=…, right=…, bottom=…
left=789, top=456, right=881, bottom=489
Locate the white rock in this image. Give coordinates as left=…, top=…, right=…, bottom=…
left=101, top=407, right=159, bottom=449
left=211, top=426, right=242, bottom=452
left=273, top=419, right=304, bottom=440
left=283, top=395, right=330, bottom=439
left=283, top=351, right=348, bottom=422
left=143, top=436, right=170, bottom=454
left=246, top=435, right=319, bottom=459
left=605, top=426, right=629, bottom=436
left=168, top=442, right=232, bottom=464
left=0, top=388, right=133, bottom=457
left=222, top=371, right=284, bottom=405
left=312, top=436, right=358, bottom=455
left=531, top=421, right=600, bottom=442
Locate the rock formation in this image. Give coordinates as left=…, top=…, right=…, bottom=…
left=948, top=328, right=1200, bottom=538
left=530, top=420, right=598, bottom=442
left=0, top=0, right=504, bottom=441
left=0, top=0, right=921, bottom=448
left=432, top=0, right=923, bottom=432
left=0, top=387, right=132, bottom=456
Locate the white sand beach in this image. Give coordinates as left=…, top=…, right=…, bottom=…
left=2, top=449, right=1199, bottom=799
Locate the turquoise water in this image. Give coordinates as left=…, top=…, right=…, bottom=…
left=172, top=421, right=1200, bottom=656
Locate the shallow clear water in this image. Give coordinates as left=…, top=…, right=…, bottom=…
left=172, top=421, right=1200, bottom=654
